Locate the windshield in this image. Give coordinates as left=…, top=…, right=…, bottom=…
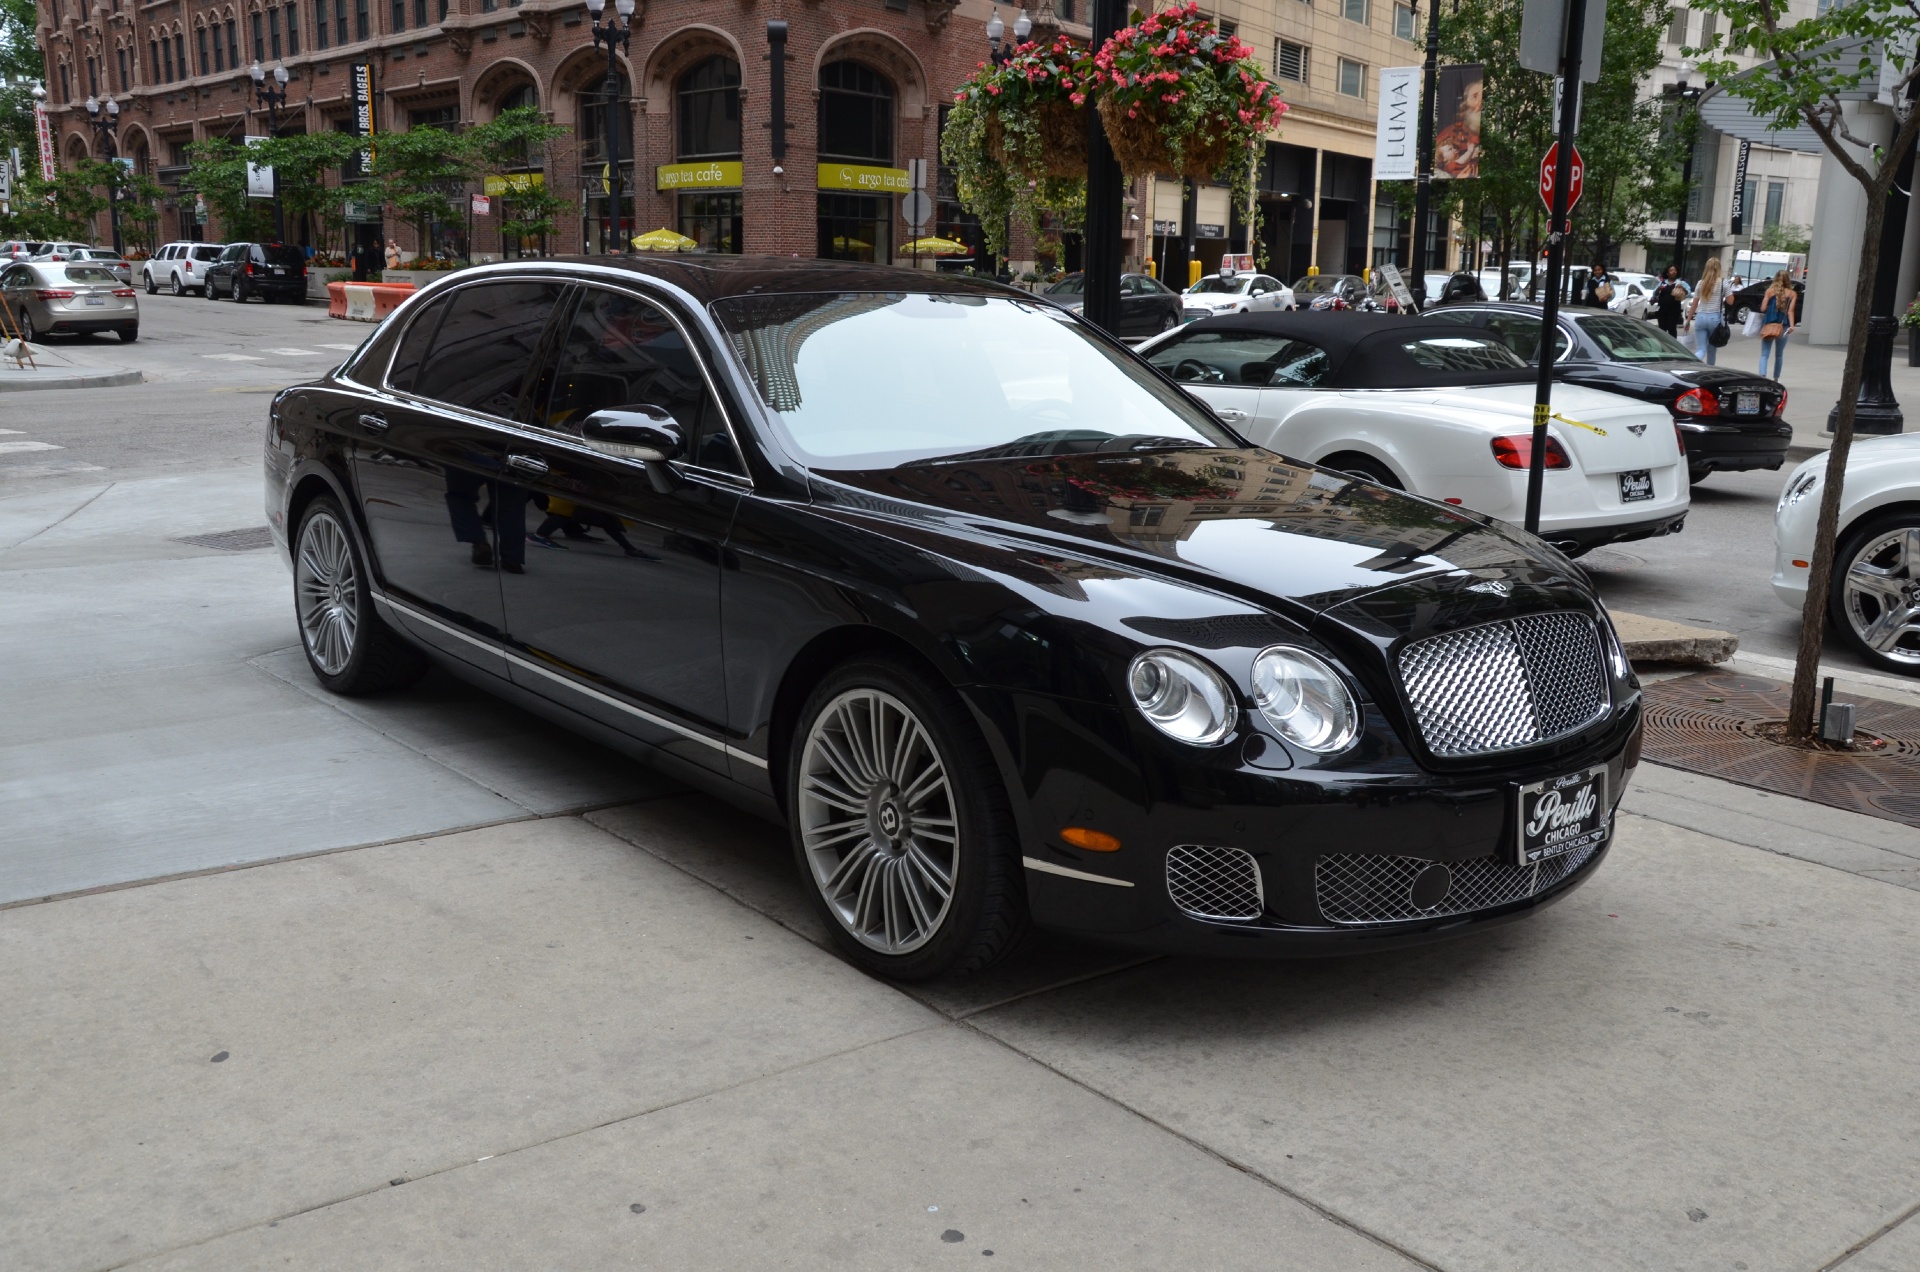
left=713, top=292, right=1234, bottom=469
left=61, top=266, right=120, bottom=284
left=1189, top=276, right=1250, bottom=295
left=1045, top=275, right=1086, bottom=295
left=1579, top=314, right=1699, bottom=362
left=1292, top=276, right=1349, bottom=294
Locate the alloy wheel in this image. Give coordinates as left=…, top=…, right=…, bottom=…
left=1842, top=525, right=1920, bottom=665
left=295, top=509, right=360, bottom=676
left=797, top=688, right=959, bottom=955
left=170, top=274, right=183, bottom=296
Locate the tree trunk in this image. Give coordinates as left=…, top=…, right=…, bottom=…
left=1785, top=182, right=1892, bottom=739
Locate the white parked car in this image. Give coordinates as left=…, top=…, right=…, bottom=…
left=143, top=240, right=227, bottom=295
left=1138, top=312, right=1689, bottom=556
left=1773, top=436, right=1920, bottom=673
left=1182, top=271, right=1294, bottom=321
left=1608, top=272, right=1657, bottom=321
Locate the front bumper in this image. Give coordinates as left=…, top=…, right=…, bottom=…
left=977, top=689, right=1638, bottom=957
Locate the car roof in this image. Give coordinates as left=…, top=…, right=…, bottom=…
left=1178, top=311, right=1535, bottom=389
left=447, top=255, right=1029, bottom=307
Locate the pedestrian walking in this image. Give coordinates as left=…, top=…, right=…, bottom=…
left=1575, top=263, right=1615, bottom=309
left=385, top=239, right=403, bottom=272
left=1653, top=265, right=1689, bottom=337
left=1688, top=257, right=1733, bottom=364
left=1757, top=270, right=1798, bottom=380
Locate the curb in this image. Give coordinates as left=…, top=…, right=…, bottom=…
left=0, top=369, right=144, bottom=392
left=1612, top=610, right=1738, bottom=666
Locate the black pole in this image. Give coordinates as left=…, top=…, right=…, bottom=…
left=1670, top=97, right=1694, bottom=275
left=268, top=96, right=284, bottom=241
left=1082, top=0, right=1124, bottom=333
left=1408, top=0, right=1442, bottom=308
left=1525, top=0, right=1586, bottom=536
left=102, top=127, right=122, bottom=256
left=1832, top=84, right=1915, bottom=436
left=592, top=8, right=631, bottom=254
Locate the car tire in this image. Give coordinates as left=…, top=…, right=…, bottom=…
left=119, top=327, right=138, bottom=343
left=19, top=311, right=39, bottom=343
left=145, top=271, right=157, bottom=295
left=1730, top=304, right=1749, bottom=325
left=1829, top=514, right=1920, bottom=675
left=1326, top=453, right=1403, bottom=489
left=293, top=495, right=430, bottom=695
left=788, top=657, right=1029, bottom=981
left=232, top=279, right=247, bottom=302
left=1161, top=313, right=1178, bottom=332
left=170, top=274, right=183, bottom=296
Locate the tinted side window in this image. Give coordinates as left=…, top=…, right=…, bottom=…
left=413, top=280, right=566, bottom=418
left=386, top=294, right=453, bottom=394
left=222, top=244, right=246, bottom=262
left=536, top=286, right=741, bottom=474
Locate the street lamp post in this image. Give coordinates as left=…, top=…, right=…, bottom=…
left=249, top=61, right=290, bottom=241
left=1408, top=0, right=1442, bottom=308
left=984, top=8, right=1032, bottom=281
left=584, top=0, right=635, bottom=254
left=1663, top=68, right=1702, bottom=278
left=83, top=95, right=123, bottom=256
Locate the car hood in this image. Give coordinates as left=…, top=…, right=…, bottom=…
left=1184, top=293, right=1250, bottom=309
left=809, top=448, right=1589, bottom=627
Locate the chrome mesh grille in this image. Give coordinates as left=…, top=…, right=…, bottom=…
left=1398, top=612, right=1608, bottom=757
left=1166, top=845, right=1264, bottom=922
left=1315, top=841, right=1601, bottom=926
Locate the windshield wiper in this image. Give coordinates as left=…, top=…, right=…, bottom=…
left=927, top=432, right=1213, bottom=464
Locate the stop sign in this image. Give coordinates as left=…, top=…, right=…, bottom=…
left=1539, top=142, right=1585, bottom=214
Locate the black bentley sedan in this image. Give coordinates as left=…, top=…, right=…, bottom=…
left=266, top=258, right=1640, bottom=980
left=1430, top=302, right=1791, bottom=484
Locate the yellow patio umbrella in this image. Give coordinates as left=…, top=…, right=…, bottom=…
left=632, top=227, right=698, bottom=252
left=901, top=236, right=973, bottom=257
left=832, top=236, right=873, bottom=253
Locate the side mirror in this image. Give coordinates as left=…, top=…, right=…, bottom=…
left=580, top=407, right=685, bottom=463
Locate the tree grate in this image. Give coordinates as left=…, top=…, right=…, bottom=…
left=1642, top=671, right=1920, bottom=829
left=175, top=526, right=275, bottom=552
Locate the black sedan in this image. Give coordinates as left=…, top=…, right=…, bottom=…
left=1431, top=302, right=1791, bottom=483
left=1043, top=271, right=1184, bottom=337
left=266, top=258, right=1639, bottom=980
left=1728, top=276, right=1804, bottom=326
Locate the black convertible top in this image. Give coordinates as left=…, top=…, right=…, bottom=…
left=1175, top=310, right=1535, bottom=389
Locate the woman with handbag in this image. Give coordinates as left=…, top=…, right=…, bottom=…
left=1688, top=257, right=1731, bottom=365
left=1757, top=270, right=1798, bottom=379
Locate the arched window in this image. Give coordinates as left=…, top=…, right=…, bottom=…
left=676, top=56, right=740, bottom=159
left=818, top=60, right=893, bottom=163
left=498, top=83, right=538, bottom=113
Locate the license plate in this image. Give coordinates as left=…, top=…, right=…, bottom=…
left=1619, top=469, right=1654, bottom=502
left=1737, top=393, right=1759, bottom=415
left=271, top=266, right=286, bottom=275
left=1516, top=765, right=1609, bottom=865
left=84, top=296, right=106, bottom=306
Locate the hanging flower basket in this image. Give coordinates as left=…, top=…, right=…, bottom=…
left=967, top=38, right=1093, bottom=183
left=1092, top=3, right=1286, bottom=183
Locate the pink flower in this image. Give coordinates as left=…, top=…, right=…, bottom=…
left=987, top=84, right=1000, bottom=95
left=1071, top=92, right=1087, bottom=104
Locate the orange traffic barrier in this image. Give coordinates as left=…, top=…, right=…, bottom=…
left=328, top=280, right=417, bottom=321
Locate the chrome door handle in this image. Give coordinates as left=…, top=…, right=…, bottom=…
left=357, top=412, right=388, bottom=434
left=1216, top=408, right=1249, bottom=422
left=506, top=452, right=550, bottom=476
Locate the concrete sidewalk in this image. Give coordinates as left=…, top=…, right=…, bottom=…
left=0, top=340, right=142, bottom=391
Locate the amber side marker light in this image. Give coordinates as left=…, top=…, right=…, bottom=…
left=1060, top=827, right=1122, bottom=852
left=1792, top=560, right=1810, bottom=568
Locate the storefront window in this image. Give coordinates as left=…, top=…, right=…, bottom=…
left=818, top=61, right=894, bottom=263
left=679, top=192, right=742, bottom=253
left=678, top=57, right=741, bottom=158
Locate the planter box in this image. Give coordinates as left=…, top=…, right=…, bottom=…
left=380, top=268, right=466, bottom=289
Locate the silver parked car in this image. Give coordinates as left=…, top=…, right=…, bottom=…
left=62, top=246, right=134, bottom=285
left=0, top=260, right=140, bottom=342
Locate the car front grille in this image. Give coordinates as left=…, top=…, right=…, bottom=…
left=1165, top=844, right=1264, bottom=922
left=1397, top=612, right=1609, bottom=757
left=1181, top=308, right=1209, bottom=322
left=1315, top=841, right=1601, bottom=926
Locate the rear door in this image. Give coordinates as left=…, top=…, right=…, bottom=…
left=494, top=282, right=745, bottom=772
left=347, top=277, right=568, bottom=672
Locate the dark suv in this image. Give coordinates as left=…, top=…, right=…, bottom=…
left=205, top=242, right=308, bottom=303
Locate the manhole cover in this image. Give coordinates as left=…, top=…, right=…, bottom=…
left=176, top=526, right=274, bottom=552
left=1643, top=671, right=1920, bottom=828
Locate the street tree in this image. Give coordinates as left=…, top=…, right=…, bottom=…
left=1688, top=0, right=1920, bottom=740
left=0, top=0, right=37, bottom=165
left=182, top=138, right=275, bottom=242
left=465, top=106, right=573, bottom=252
left=115, top=169, right=169, bottom=253
left=369, top=123, right=470, bottom=261
left=252, top=131, right=366, bottom=258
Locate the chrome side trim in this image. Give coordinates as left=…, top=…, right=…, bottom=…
left=376, top=590, right=768, bottom=769
left=1021, top=857, right=1135, bottom=888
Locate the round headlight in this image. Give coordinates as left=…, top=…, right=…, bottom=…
left=1250, top=646, right=1359, bottom=754
left=1127, top=649, right=1238, bottom=746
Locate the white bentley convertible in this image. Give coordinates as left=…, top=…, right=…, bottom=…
left=1136, top=311, right=1689, bottom=556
